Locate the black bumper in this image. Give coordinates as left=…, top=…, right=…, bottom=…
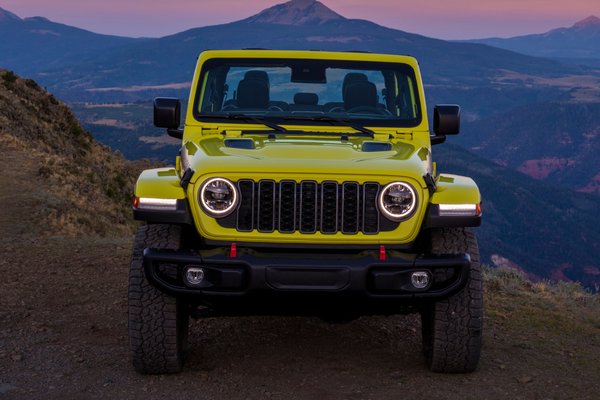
left=143, top=247, right=471, bottom=307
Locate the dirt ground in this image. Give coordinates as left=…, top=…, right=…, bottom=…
left=1, top=148, right=599, bottom=400
left=1, top=236, right=599, bottom=400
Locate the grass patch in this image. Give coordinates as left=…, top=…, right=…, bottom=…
left=483, top=265, right=600, bottom=338
left=1, top=70, right=18, bottom=86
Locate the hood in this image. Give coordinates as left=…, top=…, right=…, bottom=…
left=183, top=135, right=430, bottom=185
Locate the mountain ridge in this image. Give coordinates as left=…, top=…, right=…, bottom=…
left=0, top=6, right=20, bottom=21
left=0, top=8, right=146, bottom=75
left=0, top=1, right=594, bottom=101
left=572, top=15, right=600, bottom=29
left=468, top=15, right=600, bottom=61
left=22, top=7, right=585, bottom=106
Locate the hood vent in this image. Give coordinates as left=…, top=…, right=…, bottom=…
left=361, top=142, right=392, bottom=152
left=224, top=138, right=255, bottom=149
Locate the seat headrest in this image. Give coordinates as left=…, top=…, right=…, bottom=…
left=294, top=92, right=319, bottom=105
left=343, top=73, right=368, bottom=100
left=343, top=73, right=368, bottom=87
left=344, top=81, right=378, bottom=110
left=237, top=78, right=269, bottom=109
left=244, top=70, right=269, bottom=85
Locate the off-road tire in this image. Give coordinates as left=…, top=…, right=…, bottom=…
left=128, top=224, right=189, bottom=374
left=421, top=228, right=483, bottom=373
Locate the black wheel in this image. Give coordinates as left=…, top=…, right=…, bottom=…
left=421, top=228, right=483, bottom=373
left=128, top=224, right=189, bottom=374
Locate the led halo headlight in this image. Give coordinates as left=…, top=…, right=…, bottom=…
left=199, top=177, right=239, bottom=217
left=378, top=181, right=417, bottom=221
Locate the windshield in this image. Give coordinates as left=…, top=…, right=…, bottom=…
left=194, top=58, right=422, bottom=127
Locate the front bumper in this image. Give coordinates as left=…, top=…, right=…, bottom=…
left=143, top=247, right=471, bottom=309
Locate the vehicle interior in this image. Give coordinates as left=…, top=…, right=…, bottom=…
left=196, top=59, right=422, bottom=126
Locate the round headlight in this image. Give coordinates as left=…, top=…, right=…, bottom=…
left=199, top=178, right=239, bottom=217
left=378, top=182, right=417, bottom=221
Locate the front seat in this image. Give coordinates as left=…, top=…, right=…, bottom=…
left=236, top=70, right=270, bottom=109
left=324, top=73, right=369, bottom=112
left=344, top=80, right=378, bottom=111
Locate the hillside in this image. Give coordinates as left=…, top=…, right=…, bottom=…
left=460, top=102, right=600, bottom=194
left=0, top=69, right=146, bottom=236
left=436, top=144, right=600, bottom=289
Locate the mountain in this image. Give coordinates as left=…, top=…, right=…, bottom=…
left=0, top=69, right=148, bottom=236
left=1, top=0, right=590, bottom=110
left=468, top=16, right=600, bottom=65
left=0, top=6, right=146, bottom=75
left=242, top=0, right=344, bottom=25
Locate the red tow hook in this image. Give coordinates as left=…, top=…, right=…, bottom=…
left=229, top=242, right=237, bottom=258
left=379, top=245, right=387, bottom=261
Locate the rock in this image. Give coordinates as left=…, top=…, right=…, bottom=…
left=518, top=376, right=533, bottom=384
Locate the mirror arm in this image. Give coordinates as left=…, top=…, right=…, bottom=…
left=167, top=128, right=184, bottom=139
left=430, top=134, right=446, bottom=145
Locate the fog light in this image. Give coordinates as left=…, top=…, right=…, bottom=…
left=184, top=266, right=205, bottom=287
left=411, top=271, right=430, bottom=289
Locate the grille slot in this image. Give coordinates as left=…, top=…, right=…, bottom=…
left=257, top=181, right=276, bottom=232
left=321, top=182, right=338, bottom=234
left=278, top=181, right=296, bottom=233
left=300, top=181, right=318, bottom=233
left=342, top=182, right=360, bottom=234
left=236, top=180, right=382, bottom=234
left=236, top=181, right=254, bottom=232
left=363, top=183, right=380, bottom=234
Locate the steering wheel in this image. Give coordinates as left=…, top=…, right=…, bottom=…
left=221, top=104, right=239, bottom=111
left=268, top=105, right=284, bottom=112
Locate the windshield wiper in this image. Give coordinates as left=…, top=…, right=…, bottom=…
left=200, top=113, right=376, bottom=139
left=199, top=113, right=287, bottom=133
left=283, top=115, right=375, bottom=138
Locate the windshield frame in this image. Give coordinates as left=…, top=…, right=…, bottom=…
left=192, top=57, right=423, bottom=129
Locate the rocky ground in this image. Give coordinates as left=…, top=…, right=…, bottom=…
left=1, top=146, right=600, bottom=400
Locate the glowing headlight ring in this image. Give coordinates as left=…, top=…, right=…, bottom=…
left=199, top=178, right=239, bottom=218
left=378, top=181, right=417, bottom=221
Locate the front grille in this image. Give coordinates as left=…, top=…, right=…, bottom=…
left=235, top=180, right=381, bottom=234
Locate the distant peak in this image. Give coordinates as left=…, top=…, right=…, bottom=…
left=0, top=6, right=21, bottom=22
left=573, top=15, right=600, bottom=29
left=24, top=16, right=51, bottom=23
left=244, top=0, right=345, bottom=26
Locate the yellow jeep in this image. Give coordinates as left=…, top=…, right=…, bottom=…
left=129, top=49, right=483, bottom=374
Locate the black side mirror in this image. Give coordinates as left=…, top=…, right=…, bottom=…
left=154, top=98, right=183, bottom=139
left=431, top=105, right=460, bottom=145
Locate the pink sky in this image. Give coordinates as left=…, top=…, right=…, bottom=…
left=1, top=0, right=598, bottom=39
